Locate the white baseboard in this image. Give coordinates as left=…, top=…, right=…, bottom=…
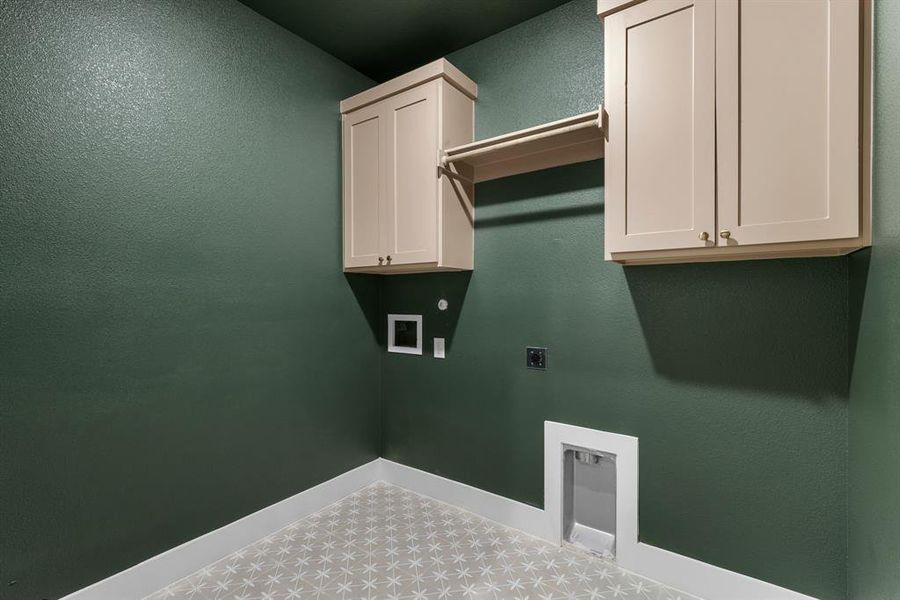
left=64, top=456, right=817, bottom=600
left=376, top=458, right=551, bottom=540
left=62, top=459, right=382, bottom=600
left=630, top=542, right=818, bottom=600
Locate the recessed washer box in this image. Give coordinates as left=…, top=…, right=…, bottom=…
left=387, top=314, right=422, bottom=355
left=545, top=422, right=638, bottom=564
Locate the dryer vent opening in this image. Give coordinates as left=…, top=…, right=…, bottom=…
left=563, top=447, right=616, bottom=558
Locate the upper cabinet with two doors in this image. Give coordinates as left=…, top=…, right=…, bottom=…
left=341, top=60, right=477, bottom=274
left=600, top=0, right=872, bottom=264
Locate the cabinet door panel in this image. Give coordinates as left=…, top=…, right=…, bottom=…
left=717, top=0, right=859, bottom=246
left=384, top=83, right=439, bottom=266
left=605, top=0, right=716, bottom=255
left=343, top=106, right=384, bottom=268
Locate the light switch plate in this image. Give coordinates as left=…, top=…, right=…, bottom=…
left=433, top=338, right=445, bottom=359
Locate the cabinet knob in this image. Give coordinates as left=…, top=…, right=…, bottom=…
left=719, top=230, right=731, bottom=239
left=378, top=256, right=384, bottom=263
left=698, top=231, right=709, bottom=241
left=386, top=255, right=392, bottom=262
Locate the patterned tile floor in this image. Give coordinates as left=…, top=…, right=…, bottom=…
left=146, top=482, right=700, bottom=600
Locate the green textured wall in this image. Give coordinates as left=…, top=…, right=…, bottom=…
left=380, top=1, right=849, bottom=598
left=849, top=1, right=900, bottom=598
left=0, top=1, right=378, bottom=597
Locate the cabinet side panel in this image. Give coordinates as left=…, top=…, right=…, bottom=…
left=604, top=10, right=626, bottom=259
left=439, top=82, right=475, bottom=270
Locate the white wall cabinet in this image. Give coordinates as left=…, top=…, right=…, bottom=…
left=341, top=60, right=477, bottom=274
left=599, top=0, right=871, bottom=265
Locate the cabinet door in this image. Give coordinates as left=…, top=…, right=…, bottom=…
left=382, top=82, right=439, bottom=266
left=604, top=0, right=716, bottom=255
left=716, top=0, right=860, bottom=246
left=343, top=103, right=386, bottom=269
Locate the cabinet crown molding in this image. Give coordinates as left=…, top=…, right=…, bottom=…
left=340, top=58, right=477, bottom=114
left=597, top=0, right=647, bottom=20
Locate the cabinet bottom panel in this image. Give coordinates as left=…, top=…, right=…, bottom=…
left=609, top=237, right=869, bottom=265
left=343, top=263, right=472, bottom=275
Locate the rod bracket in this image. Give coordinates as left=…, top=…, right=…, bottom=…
left=437, top=164, right=473, bottom=184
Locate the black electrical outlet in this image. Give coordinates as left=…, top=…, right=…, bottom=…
left=526, top=346, right=547, bottom=369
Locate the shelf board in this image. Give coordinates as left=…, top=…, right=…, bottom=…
left=442, top=109, right=604, bottom=183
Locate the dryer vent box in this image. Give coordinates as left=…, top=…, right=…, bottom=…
left=563, top=447, right=616, bottom=558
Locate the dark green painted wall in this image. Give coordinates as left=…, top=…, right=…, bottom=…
left=849, top=1, right=900, bottom=598
left=3, top=1, right=894, bottom=598
left=380, top=1, right=849, bottom=598
left=0, top=1, right=378, bottom=597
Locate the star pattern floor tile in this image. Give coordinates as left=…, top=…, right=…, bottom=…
left=145, top=482, right=700, bottom=600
